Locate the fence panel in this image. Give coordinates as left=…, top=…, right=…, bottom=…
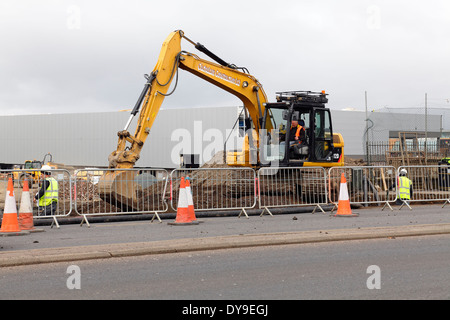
left=328, top=166, right=397, bottom=209
left=74, top=168, right=169, bottom=225
left=0, top=169, right=72, bottom=228
left=398, top=165, right=450, bottom=207
left=258, top=167, right=328, bottom=214
left=6, top=165, right=448, bottom=226
left=170, top=168, right=257, bottom=214
left=366, top=141, right=449, bottom=167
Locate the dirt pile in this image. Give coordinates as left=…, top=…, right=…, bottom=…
left=344, top=157, right=366, bottom=166
left=200, top=150, right=228, bottom=168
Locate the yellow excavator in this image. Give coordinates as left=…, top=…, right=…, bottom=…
left=98, top=30, right=344, bottom=207
left=13, top=153, right=55, bottom=187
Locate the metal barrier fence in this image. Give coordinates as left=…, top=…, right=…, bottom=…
left=170, top=168, right=257, bottom=217
left=73, top=168, right=169, bottom=226
left=4, top=165, right=450, bottom=228
left=0, top=169, right=72, bottom=228
left=398, top=165, right=450, bottom=209
left=328, top=166, right=397, bottom=210
left=258, top=167, right=328, bottom=215
left=366, top=141, right=448, bottom=167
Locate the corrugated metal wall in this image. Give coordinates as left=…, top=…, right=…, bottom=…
left=0, top=107, right=443, bottom=167
left=1, top=112, right=126, bottom=167
left=331, top=110, right=442, bottom=157
left=0, top=106, right=241, bottom=168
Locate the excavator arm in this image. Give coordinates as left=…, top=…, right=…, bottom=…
left=108, top=30, right=269, bottom=169
left=99, top=30, right=271, bottom=208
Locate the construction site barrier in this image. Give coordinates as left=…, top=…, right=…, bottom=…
left=397, top=165, right=450, bottom=209
left=5, top=164, right=450, bottom=228
left=328, top=166, right=397, bottom=210
left=73, top=168, right=169, bottom=226
left=0, top=169, right=72, bottom=228
left=170, top=168, right=257, bottom=217
left=258, top=167, right=328, bottom=215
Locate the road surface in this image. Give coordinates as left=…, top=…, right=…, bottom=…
left=1, top=234, right=449, bottom=300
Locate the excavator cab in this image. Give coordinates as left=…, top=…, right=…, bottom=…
left=260, top=91, right=343, bottom=167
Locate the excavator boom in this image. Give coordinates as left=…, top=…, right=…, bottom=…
left=106, top=30, right=268, bottom=169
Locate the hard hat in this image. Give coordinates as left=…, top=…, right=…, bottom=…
left=400, top=168, right=407, bottom=175
left=41, top=165, right=52, bottom=174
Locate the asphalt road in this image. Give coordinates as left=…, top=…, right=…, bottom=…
left=1, top=235, right=449, bottom=300
left=1, top=203, right=450, bottom=303
left=2, top=203, right=450, bottom=252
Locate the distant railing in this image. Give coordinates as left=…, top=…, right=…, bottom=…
left=365, top=141, right=450, bottom=166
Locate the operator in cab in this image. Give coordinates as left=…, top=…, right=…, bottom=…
left=287, top=119, right=308, bottom=160
left=289, top=119, right=306, bottom=146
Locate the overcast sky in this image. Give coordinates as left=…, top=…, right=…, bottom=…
left=1, top=0, right=449, bottom=116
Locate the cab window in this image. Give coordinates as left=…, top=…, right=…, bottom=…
left=314, top=109, right=333, bottom=160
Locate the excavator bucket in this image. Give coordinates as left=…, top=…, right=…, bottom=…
left=98, top=170, right=140, bottom=210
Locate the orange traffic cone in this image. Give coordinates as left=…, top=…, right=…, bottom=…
left=334, top=173, right=359, bottom=217
left=18, top=180, right=35, bottom=231
left=168, top=177, right=199, bottom=225
left=185, top=178, right=198, bottom=223
left=1, top=177, right=21, bottom=233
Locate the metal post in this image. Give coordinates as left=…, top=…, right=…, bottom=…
left=425, top=93, right=428, bottom=165
left=365, top=91, right=370, bottom=165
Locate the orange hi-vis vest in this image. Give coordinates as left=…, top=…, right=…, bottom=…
left=292, top=124, right=304, bottom=139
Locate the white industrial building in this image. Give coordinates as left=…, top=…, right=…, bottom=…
left=0, top=106, right=244, bottom=169
left=0, top=106, right=444, bottom=169
left=332, top=108, right=443, bottom=156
